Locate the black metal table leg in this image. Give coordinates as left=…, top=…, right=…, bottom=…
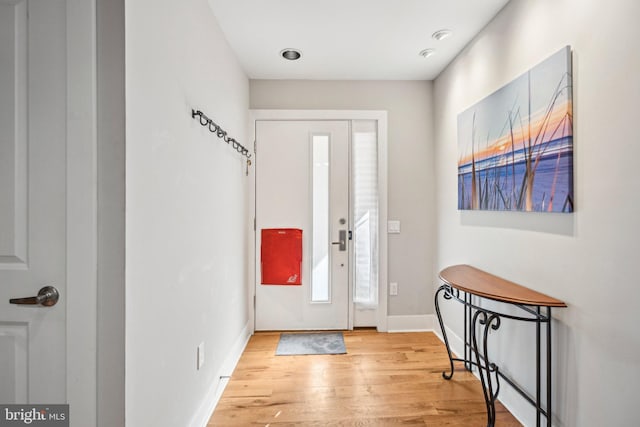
left=435, top=284, right=456, bottom=379
left=547, top=308, right=553, bottom=427
left=465, top=292, right=473, bottom=371
left=537, top=306, right=541, bottom=426
left=472, top=310, right=502, bottom=427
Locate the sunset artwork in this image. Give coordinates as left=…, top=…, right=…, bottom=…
left=457, top=46, right=573, bottom=212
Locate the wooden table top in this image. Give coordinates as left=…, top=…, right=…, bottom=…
left=439, top=264, right=567, bottom=307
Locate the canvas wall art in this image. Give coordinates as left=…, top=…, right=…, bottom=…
left=457, top=46, right=573, bottom=212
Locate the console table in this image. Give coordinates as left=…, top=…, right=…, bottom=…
left=434, top=265, right=566, bottom=427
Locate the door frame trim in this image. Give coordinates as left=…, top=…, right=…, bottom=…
left=66, top=0, right=98, bottom=423
left=249, top=110, right=389, bottom=332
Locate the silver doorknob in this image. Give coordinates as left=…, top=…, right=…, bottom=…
left=9, top=286, right=59, bottom=307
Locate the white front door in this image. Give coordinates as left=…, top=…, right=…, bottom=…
left=0, top=0, right=96, bottom=412
left=255, top=120, right=350, bottom=330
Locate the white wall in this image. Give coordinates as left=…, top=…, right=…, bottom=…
left=250, top=80, right=436, bottom=316
left=433, top=0, right=640, bottom=425
left=125, top=0, right=250, bottom=425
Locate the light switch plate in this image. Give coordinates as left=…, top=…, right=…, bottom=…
left=387, top=220, right=401, bottom=234
left=389, top=282, right=398, bottom=295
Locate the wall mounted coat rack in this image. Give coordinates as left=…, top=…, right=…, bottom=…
left=191, top=108, right=252, bottom=174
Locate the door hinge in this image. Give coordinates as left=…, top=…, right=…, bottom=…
left=253, top=217, right=256, bottom=231
left=254, top=140, right=257, bottom=154
left=253, top=295, right=256, bottom=309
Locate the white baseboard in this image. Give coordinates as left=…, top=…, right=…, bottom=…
left=189, top=321, right=252, bottom=427
left=432, top=322, right=465, bottom=358
left=387, top=314, right=436, bottom=332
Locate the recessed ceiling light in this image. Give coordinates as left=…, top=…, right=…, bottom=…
left=280, top=48, right=302, bottom=61
left=419, top=48, right=436, bottom=58
left=432, top=29, right=453, bottom=41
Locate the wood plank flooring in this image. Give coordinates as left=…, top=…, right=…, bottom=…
left=208, top=330, right=521, bottom=426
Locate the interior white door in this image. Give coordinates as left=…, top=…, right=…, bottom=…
left=1, top=0, right=70, bottom=404
left=255, top=120, right=350, bottom=330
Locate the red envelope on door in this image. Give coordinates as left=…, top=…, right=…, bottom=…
left=261, top=228, right=302, bottom=285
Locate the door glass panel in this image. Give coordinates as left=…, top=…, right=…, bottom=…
left=311, top=135, right=330, bottom=302
left=353, top=123, right=378, bottom=307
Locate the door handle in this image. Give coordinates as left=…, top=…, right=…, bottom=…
left=9, top=286, right=59, bottom=307
left=331, top=230, right=347, bottom=251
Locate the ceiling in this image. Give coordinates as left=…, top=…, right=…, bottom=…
left=207, top=0, right=511, bottom=80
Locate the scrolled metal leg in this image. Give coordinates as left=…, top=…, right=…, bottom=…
left=435, top=284, right=456, bottom=380
left=484, top=314, right=501, bottom=425
left=472, top=310, right=502, bottom=427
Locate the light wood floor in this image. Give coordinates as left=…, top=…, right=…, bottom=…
left=208, top=330, right=521, bottom=426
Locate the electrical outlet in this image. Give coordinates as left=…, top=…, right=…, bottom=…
left=197, top=342, right=205, bottom=370
left=389, top=282, right=398, bottom=296
left=387, top=220, right=401, bottom=234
